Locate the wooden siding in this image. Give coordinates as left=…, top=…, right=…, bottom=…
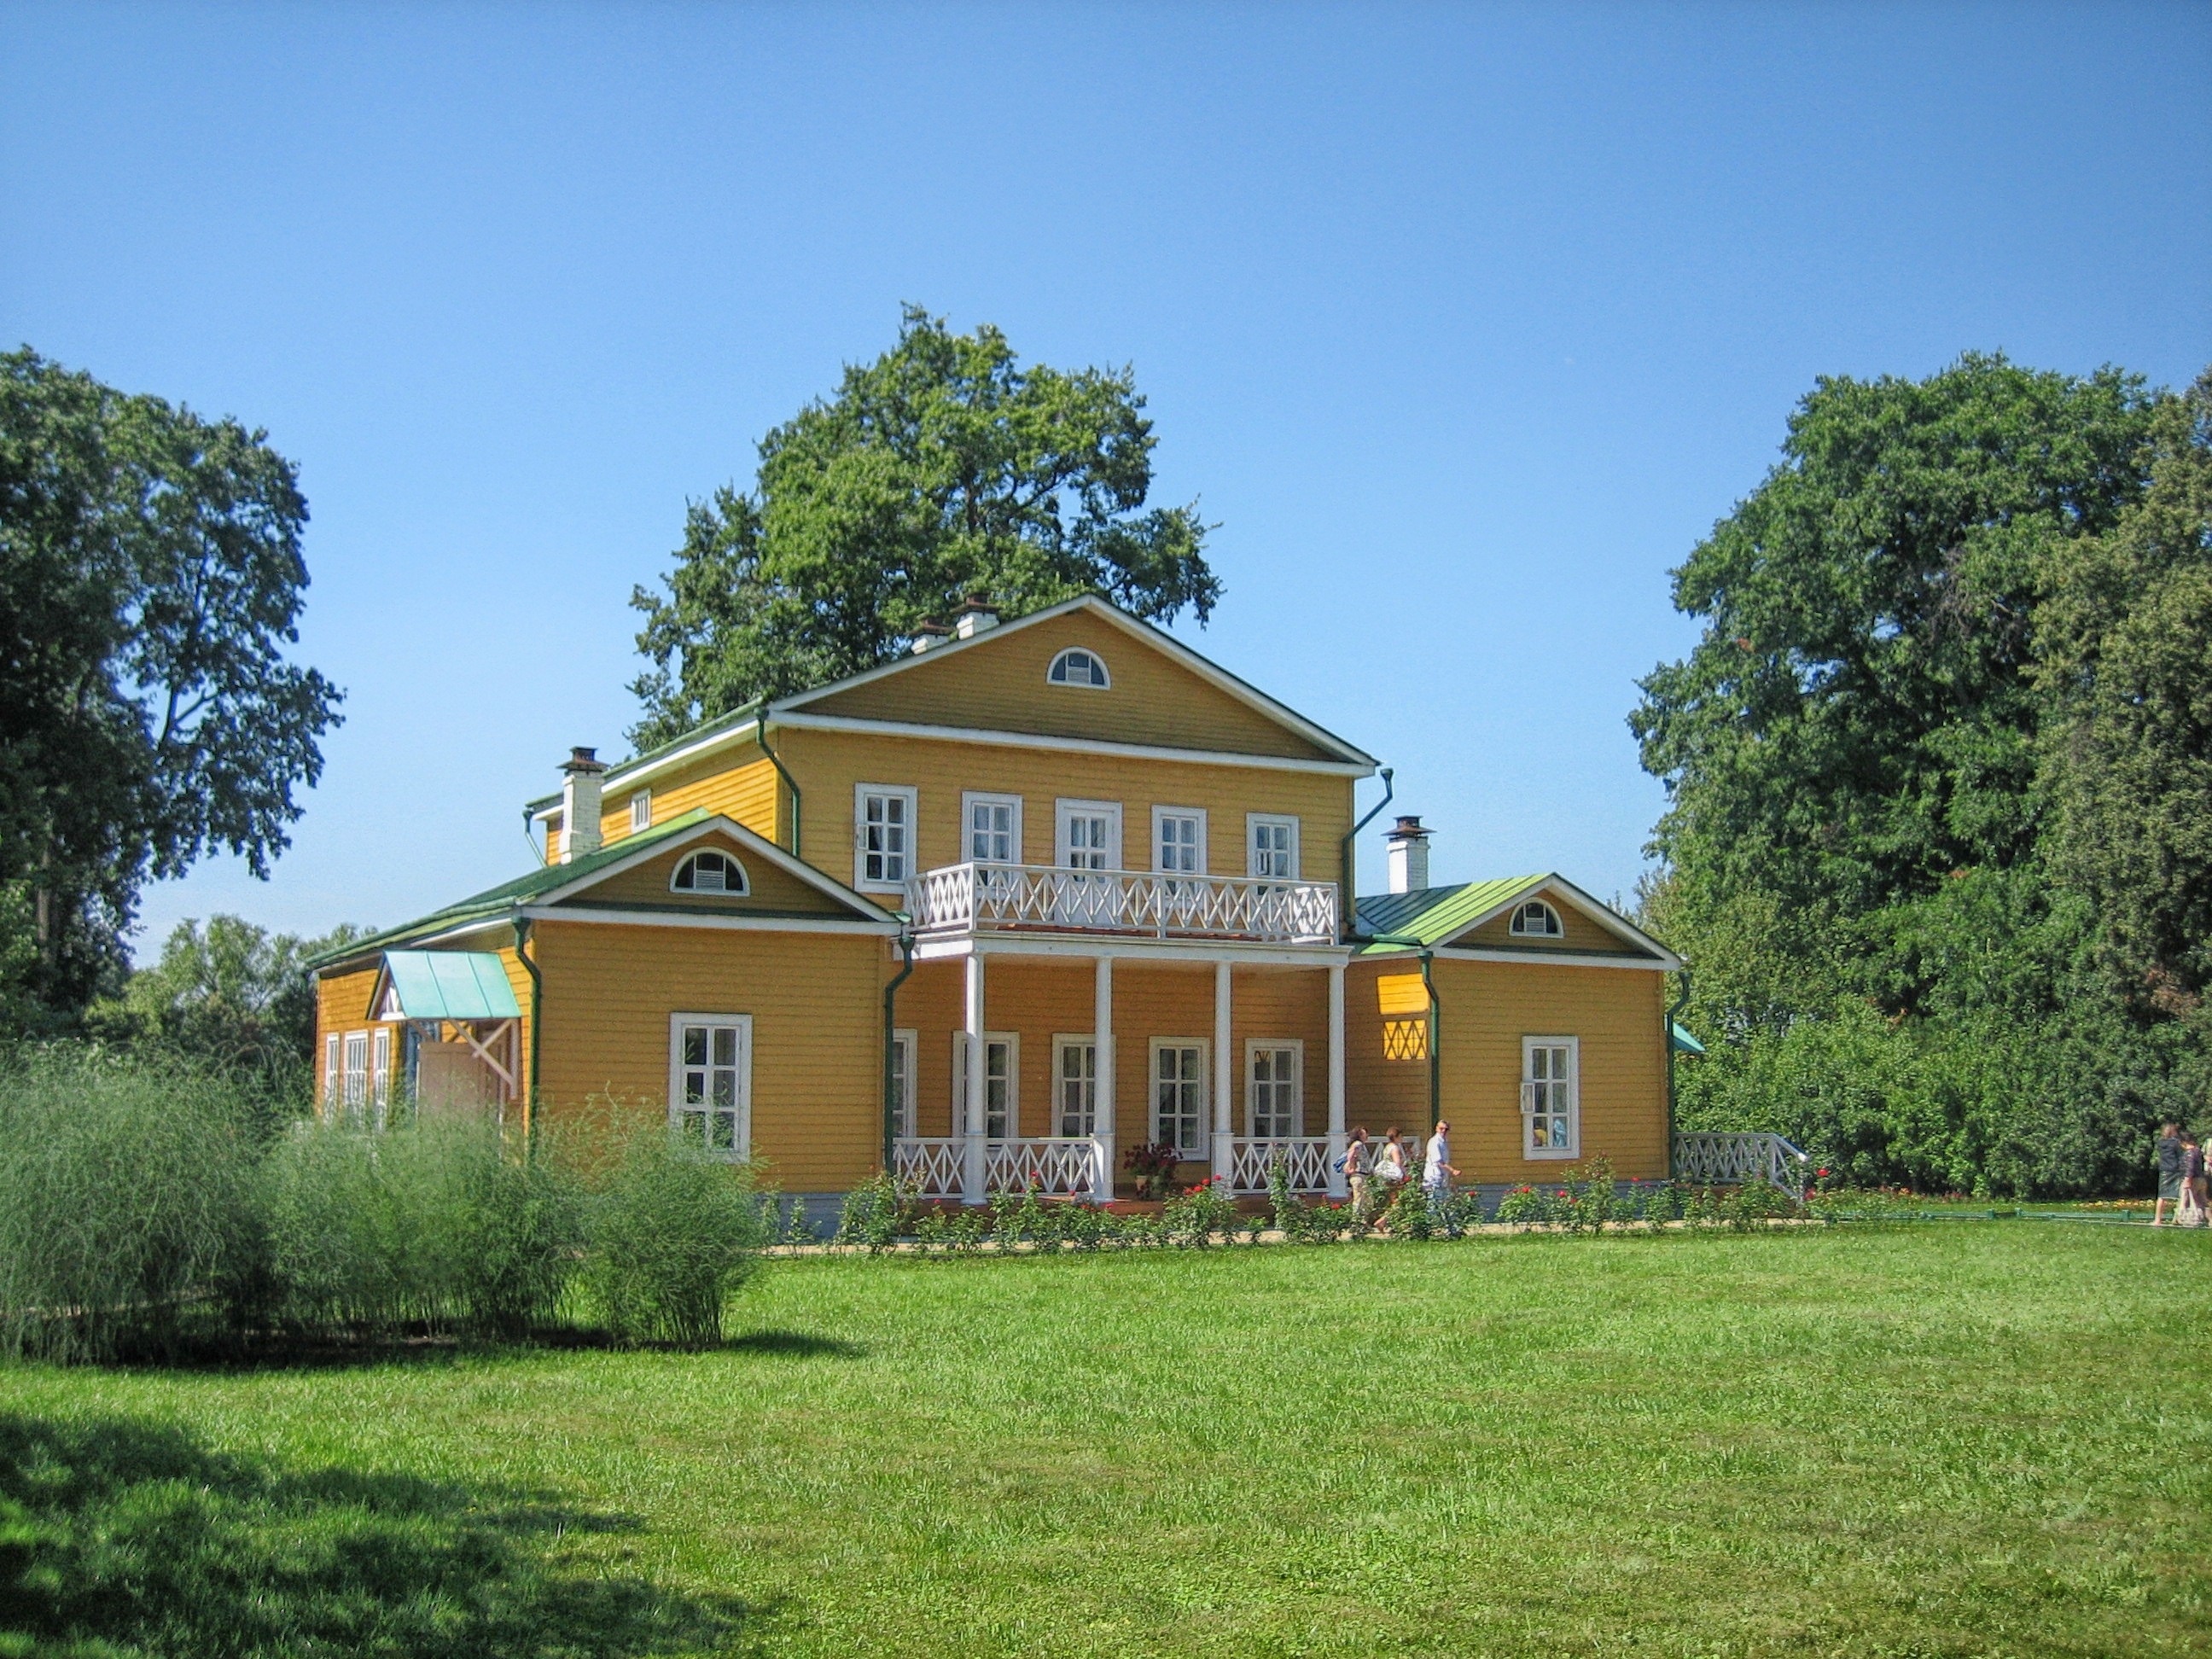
left=1345, top=958, right=1667, bottom=1180
left=1455, top=892, right=1650, bottom=956
left=799, top=609, right=1341, bottom=761
left=562, top=830, right=856, bottom=916
left=529, top=918, right=885, bottom=1193
left=776, top=725, right=1353, bottom=889
left=548, top=749, right=782, bottom=853
left=312, top=963, right=385, bottom=1109
left=316, top=938, right=540, bottom=1110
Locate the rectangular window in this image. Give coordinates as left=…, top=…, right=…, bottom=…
left=341, top=1031, right=370, bottom=1121
left=371, top=1027, right=393, bottom=1120
left=1052, top=1035, right=1097, bottom=1137
left=1056, top=799, right=1121, bottom=870
left=854, top=784, right=918, bottom=892
left=323, top=1033, right=341, bottom=1118
left=671, top=1014, right=752, bottom=1157
left=963, top=792, right=1022, bottom=864
left=1245, top=1039, right=1302, bottom=1138
left=953, top=1032, right=1019, bottom=1140
left=1150, top=1039, right=1208, bottom=1160
left=1522, top=1035, right=1579, bottom=1159
left=1247, top=813, right=1301, bottom=880
left=629, top=790, right=651, bottom=833
left=890, top=1027, right=917, bottom=1138
left=1153, top=806, right=1206, bottom=876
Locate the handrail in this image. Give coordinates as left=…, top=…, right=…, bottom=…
left=905, top=862, right=1339, bottom=944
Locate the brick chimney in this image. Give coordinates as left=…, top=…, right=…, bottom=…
left=952, top=595, right=1000, bottom=639
left=1385, top=815, right=1431, bottom=894
left=559, top=747, right=608, bottom=864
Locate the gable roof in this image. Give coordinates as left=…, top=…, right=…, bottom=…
left=371, top=952, right=522, bottom=1022
left=1355, top=873, right=1679, bottom=964
left=527, top=594, right=1375, bottom=814
left=313, top=809, right=897, bottom=972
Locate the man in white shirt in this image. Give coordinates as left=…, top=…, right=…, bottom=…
left=1423, top=1121, right=1458, bottom=1198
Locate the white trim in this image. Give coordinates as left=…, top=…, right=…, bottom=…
left=952, top=1030, right=1021, bottom=1139
left=520, top=905, right=898, bottom=935
left=533, top=812, right=893, bottom=919
left=1246, top=812, right=1301, bottom=880
left=1055, top=798, right=1123, bottom=870
left=1365, top=944, right=1674, bottom=971
left=853, top=783, right=920, bottom=894
left=912, top=933, right=1348, bottom=967
left=890, top=1027, right=918, bottom=1139
left=1045, top=646, right=1112, bottom=689
left=1522, top=1034, right=1580, bottom=1160
left=1151, top=805, right=1208, bottom=876
left=323, top=1033, right=341, bottom=1115
left=1243, top=1037, right=1304, bottom=1138
left=1420, top=874, right=1680, bottom=965
left=1050, top=1033, right=1100, bottom=1138
left=371, top=1027, right=393, bottom=1115
left=669, top=847, right=750, bottom=896
left=1149, top=1036, right=1210, bottom=1161
left=341, top=1030, right=370, bottom=1121
left=669, top=1012, right=754, bottom=1160
left=770, top=710, right=1373, bottom=777
left=1508, top=899, right=1565, bottom=939
left=628, top=789, right=651, bottom=834
left=961, top=790, right=1025, bottom=865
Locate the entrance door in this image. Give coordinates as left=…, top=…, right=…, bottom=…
left=1053, top=1037, right=1097, bottom=1137
left=1055, top=800, right=1122, bottom=925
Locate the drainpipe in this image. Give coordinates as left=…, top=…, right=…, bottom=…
left=512, top=914, right=544, bottom=1142
left=754, top=709, right=801, bottom=857
left=1666, top=970, right=1692, bottom=1179
left=1337, top=766, right=1394, bottom=944
left=882, top=929, right=916, bottom=1178
left=1368, top=930, right=1440, bottom=1131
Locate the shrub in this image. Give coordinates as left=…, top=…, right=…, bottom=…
left=1380, top=1180, right=1435, bottom=1241
left=1721, top=1180, right=1804, bottom=1231
left=835, top=1173, right=911, bottom=1252
left=0, top=1045, right=265, bottom=1363
left=581, top=1128, right=771, bottom=1346
left=1161, top=1179, right=1237, bottom=1249
left=1493, top=1185, right=1561, bottom=1229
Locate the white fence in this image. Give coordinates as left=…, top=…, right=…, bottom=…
left=1674, top=1131, right=1809, bottom=1200
left=894, top=1136, right=1104, bottom=1201
left=1227, top=1137, right=1333, bottom=1196
left=894, top=1137, right=964, bottom=1199
left=907, top=863, right=1338, bottom=944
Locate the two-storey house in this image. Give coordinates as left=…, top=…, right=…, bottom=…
left=312, top=595, right=1681, bottom=1214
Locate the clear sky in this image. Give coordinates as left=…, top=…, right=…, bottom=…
left=3, top=2, right=2207, bottom=958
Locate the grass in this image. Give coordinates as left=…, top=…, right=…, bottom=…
left=4, top=1225, right=2208, bottom=1657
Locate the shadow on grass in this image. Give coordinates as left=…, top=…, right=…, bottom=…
left=0, top=1413, right=760, bottom=1657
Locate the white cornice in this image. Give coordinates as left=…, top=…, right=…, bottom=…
left=768, top=711, right=1374, bottom=776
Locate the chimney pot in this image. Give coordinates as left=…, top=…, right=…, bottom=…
left=1384, top=814, right=1432, bottom=894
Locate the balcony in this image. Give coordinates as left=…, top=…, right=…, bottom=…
left=906, top=862, right=1339, bottom=945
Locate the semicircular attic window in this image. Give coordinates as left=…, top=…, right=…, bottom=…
left=1046, top=647, right=1111, bottom=689
left=671, top=849, right=748, bottom=896
left=1508, top=899, right=1564, bottom=938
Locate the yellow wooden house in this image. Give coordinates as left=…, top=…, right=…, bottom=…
left=313, top=595, right=1682, bottom=1212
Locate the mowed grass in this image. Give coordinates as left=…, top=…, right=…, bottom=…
left=5, top=1226, right=2209, bottom=1657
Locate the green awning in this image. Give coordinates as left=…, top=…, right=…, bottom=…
left=1670, top=1021, right=1706, bottom=1054
left=376, top=952, right=521, bottom=1022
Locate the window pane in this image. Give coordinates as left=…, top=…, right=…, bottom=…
left=684, top=1027, right=707, bottom=1068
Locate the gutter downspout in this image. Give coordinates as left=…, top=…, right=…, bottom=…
left=1337, top=766, right=1394, bottom=944
left=1667, top=970, right=1692, bottom=1179
left=1369, top=930, right=1439, bottom=1131
left=754, top=709, right=801, bottom=857
left=513, top=915, right=544, bottom=1142
left=882, top=929, right=916, bottom=1179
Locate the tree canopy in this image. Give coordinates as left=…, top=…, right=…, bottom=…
left=1634, top=353, right=2209, bottom=1196
left=628, top=306, right=1219, bottom=748
left=0, top=348, right=342, bottom=1026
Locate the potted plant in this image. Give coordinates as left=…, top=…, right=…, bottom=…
left=1121, top=1142, right=1182, bottom=1202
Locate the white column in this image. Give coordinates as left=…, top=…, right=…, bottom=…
left=1092, top=954, right=1115, bottom=1202
left=1212, top=960, right=1234, bottom=1183
left=963, top=950, right=987, bottom=1204
left=1327, top=960, right=1348, bottom=1197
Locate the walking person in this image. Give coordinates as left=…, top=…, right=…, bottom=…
left=1371, top=1127, right=1408, bottom=1233
left=2180, top=1130, right=2207, bottom=1229
left=1423, top=1120, right=1459, bottom=1205
left=2154, top=1121, right=2184, bottom=1226
left=1342, top=1127, right=1371, bottom=1225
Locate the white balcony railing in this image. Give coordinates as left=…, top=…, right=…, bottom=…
left=1674, top=1131, right=1809, bottom=1200
left=907, top=863, right=1338, bottom=944
left=1228, top=1136, right=1334, bottom=1195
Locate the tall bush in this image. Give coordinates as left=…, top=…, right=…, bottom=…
left=581, top=1126, right=771, bottom=1347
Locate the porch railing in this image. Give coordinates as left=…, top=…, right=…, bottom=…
left=1227, top=1136, right=1333, bottom=1196
left=1673, top=1131, right=1809, bottom=1201
left=894, top=1137, right=963, bottom=1199
left=894, top=1136, right=1104, bottom=1201
left=907, top=862, right=1338, bottom=944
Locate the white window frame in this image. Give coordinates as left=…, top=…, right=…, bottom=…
left=670, top=848, right=750, bottom=895
left=1045, top=647, right=1111, bottom=689
left=1243, top=1038, right=1304, bottom=1139
left=1056, top=798, right=1123, bottom=871
left=1509, top=899, right=1565, bottom=939
left=371, top=1027, right=393, bottom=1120
left=953, top=1031, right=1021, bottom=1140
left=961, top=791, right=1024, bottom=865
left=1522, top=1034, right=1580, bottom=1160
left=853, top=783, right=919, bottom=894
left=323, top=1033, right=341, bottom=1118
left=341, top=1031, right=370, bottom=1121
left=889, top=1027, right=917, bottom=1139
left=1247, top=812, right=1301, bottom=880
left=669, top=1012, right=754, bottom=1160
left=1151, top=806, right=1208, bottom=876
left=629, top=790, right=651, bottom=833
left=1150, top=1036, right=1209, bottom=1161
left=1051, top=1033, right=1098, bottom=1138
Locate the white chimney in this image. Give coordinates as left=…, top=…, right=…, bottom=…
left=910, top=621, right=952, bottom=655
left=1385, top=814, right=1431, bottom=894
left=952, top=596, right=999, bottom=639
left=559, top=747, right=608, bottom=864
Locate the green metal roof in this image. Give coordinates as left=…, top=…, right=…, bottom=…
left=1353, top=876, right=1548, bottom=952
left=525, top=701, right=765, bottom=815
left=377, top=952, right=521, bottom=1021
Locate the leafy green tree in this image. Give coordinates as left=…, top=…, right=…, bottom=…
left=629, top=306, right=1219, bottom=748
left=0, top=349, right=342, bottom=1024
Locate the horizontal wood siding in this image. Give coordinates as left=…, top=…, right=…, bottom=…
left=531, top=919, right=884, bottom=1192
left=313, top=965, right=385, bottom=1109
left=550, top=748, right=781, bottom=852
left=569, top=832, right=853, bottom=915
left=800, top=610, right=1338, bottom=761
left=1457, top=894, right=1649, bottom=956
left=1345, top=958, right=1667, bottom=1181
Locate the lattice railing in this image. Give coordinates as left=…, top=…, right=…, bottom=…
left=984, top=1137, right=1103, bottom=1198
left=894, top=1137, right=963, bottom=1199
left=907, top=863, right=1338, bottom=944
left=1674, top=1131, right=1809, bottom=1200
left=1228, top=1137, right=1333, bottom=1195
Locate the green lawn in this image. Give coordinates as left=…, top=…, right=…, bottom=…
left=5, top=1226, right=2209, bottom=1657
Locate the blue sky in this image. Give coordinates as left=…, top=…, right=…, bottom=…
left=3, top=2, right=2206, bottom=958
